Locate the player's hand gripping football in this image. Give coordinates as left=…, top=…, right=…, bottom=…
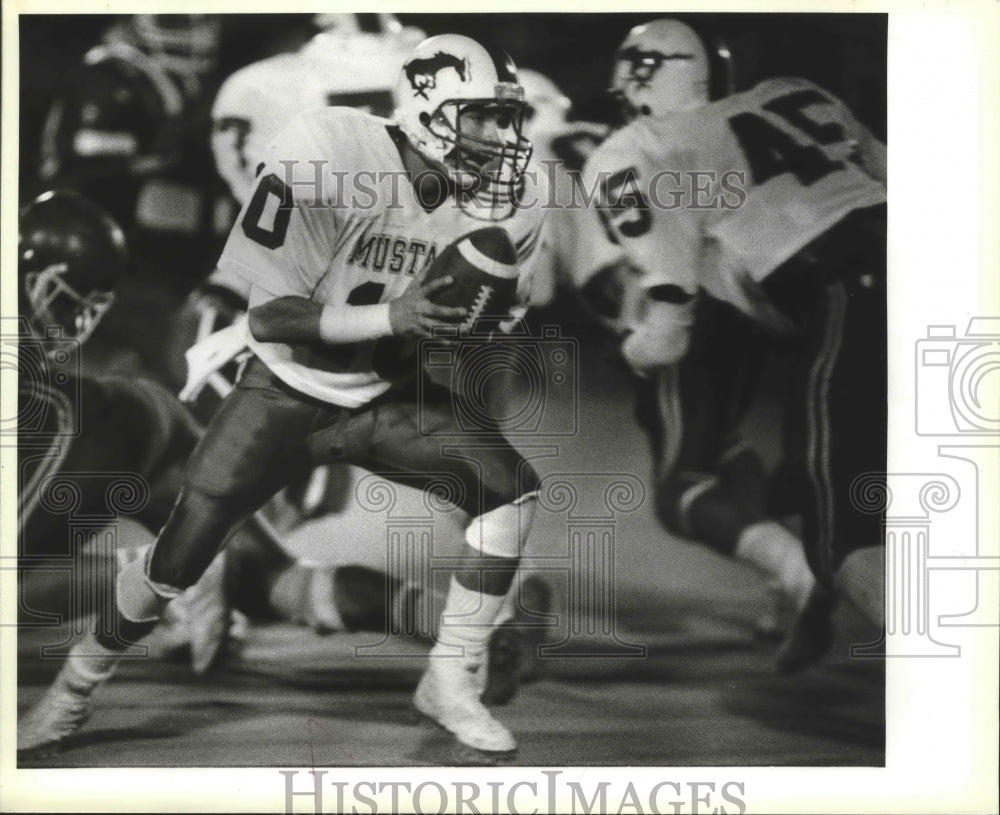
left=388, top=269, right=468, bottom=339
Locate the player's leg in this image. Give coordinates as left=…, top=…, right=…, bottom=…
left=226, top=517, right=426, bottom=636
left=767, top=204, right=887, bottom=662
left=816, top=205, right=887, bottom=628
left=113, top=373, right=361, bottom=669
left=649, top=307, right=819, bottom=643
left=415, top=488, right=536, bottom=752
left=18, top=358, right=319, bottom=754
left=351, top=391, right=541, bottom=755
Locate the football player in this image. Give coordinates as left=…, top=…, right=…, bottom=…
left=13, top=191, right=431, bottom=681
left=19, top=34, right=548, bottom=761
left=579, top=19, right=886, bottom=668
left=182, top=16, right=550, bottom=701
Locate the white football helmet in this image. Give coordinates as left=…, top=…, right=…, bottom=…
left=395, top=34, right=533, bottom=219
left=518, top=69, right=571, bottom=138
left=313, top=13, right=426, bottom=51
left=610, top=19, right=709, bottom=120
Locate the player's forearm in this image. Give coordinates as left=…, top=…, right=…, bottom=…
left=248, top=297, right=392, bottom=345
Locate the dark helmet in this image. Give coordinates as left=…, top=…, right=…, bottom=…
left=19, top=190, right=127, bottom=344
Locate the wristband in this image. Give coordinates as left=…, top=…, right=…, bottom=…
left=318, top=303, right=393, bottom=344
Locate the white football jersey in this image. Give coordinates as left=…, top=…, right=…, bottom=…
left=580, top=76, right=886, bottom=326
left=217, top=107, right=547, bottom=409
left=211, top=32, right=409, bottom=206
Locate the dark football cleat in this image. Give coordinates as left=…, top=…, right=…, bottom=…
left=481, top=574, right=552, bottom=705
left=776, top=584, right=836, bottom=674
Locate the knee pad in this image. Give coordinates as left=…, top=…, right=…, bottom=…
left=116, top=547, right=178, bottom=623
left=464, top=493, right=537, bottom=558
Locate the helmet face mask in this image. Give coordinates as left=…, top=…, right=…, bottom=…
left=23, top=264, right=115, bottom=346
left=396, top=34, right=533, bottom=220
left=312, top=12, right=425, bottom=50
left=19, top=191, right=127, bottom=351
left=431, top=98, right=532, bottom=210
left=610, top=19, right=710, bottom=122
left=133, top=14, right=221, bottom=96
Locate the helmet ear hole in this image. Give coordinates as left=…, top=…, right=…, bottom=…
left=418, top=111, right=431, bottom=126
left=640, top=104, right=652, bottom=116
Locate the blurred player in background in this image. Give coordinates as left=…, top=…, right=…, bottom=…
left=35, top=14, right=234, bottom=388
left=20, top=34, right=549, bottom=762
left=14, top=191, right=428, bottom=685
left=212, top=14, right=425, bottom=205
left=580, top=19, right=886, bottom=669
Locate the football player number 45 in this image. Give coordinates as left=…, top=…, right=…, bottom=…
left=599, top=88, right=856, bottom=243
left=729, top=88, right=851, bottom=186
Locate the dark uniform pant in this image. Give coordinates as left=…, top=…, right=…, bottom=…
left=647, top=203, right=887, bottom=585
left=766, top=203, right=888, bottom=584
left=147, top=357, right=538, bottom=592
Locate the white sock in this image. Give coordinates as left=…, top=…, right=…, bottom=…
left=434, top=576, right=507, bottom=660
left=63, top=633, right=121, bottom=689
left=117, top=546, right=171, bottom=624
left=735, top=520, right=816, bottom=611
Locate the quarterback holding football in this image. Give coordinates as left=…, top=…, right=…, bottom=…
left=19, top=33, right=548, bottom=762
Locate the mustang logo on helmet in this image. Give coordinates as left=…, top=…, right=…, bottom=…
left=404, top=51, right=470, bottom=99
left=619, top=46, right=693, bottom=90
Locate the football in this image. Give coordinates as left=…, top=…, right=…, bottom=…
left=422, top=226, right=520, bottom=333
